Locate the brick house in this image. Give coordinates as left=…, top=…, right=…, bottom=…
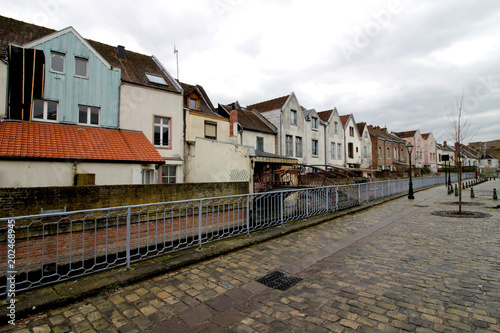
left=367, top=125, right=407, bottom=171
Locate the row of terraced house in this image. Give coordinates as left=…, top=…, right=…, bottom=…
left=1, top=15, right=473, bottom=192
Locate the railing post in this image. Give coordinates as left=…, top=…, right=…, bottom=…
left=280, top=191, right=284, bottom=226
left=335, top=186, right=339, bottom=210
left=326, top=187, right=329, bottom=211
left=357, top=184, right=361, bottom=204
left=306, top=190, right=309, bottom=217
left=126, top=207, right=131, bottom=269
left=198, top=199, right=203, bottom=249
left=246, top=195, right=250, bottom=236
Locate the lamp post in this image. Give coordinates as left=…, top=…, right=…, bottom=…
left=407, top=142, right=415, bottom=199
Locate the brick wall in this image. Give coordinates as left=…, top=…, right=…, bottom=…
left=0, top=182, right=249, bottom=218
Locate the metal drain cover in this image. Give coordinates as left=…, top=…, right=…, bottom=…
left=256, top=270, right=303, bottom=291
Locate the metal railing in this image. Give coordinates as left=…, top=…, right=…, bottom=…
left=0, top=173, right=475, bottom=298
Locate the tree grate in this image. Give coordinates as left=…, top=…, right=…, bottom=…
left=256, top=270, right=303, bottom=291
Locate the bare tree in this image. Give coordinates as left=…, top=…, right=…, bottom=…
left=447, top=92, right=478, bottom=213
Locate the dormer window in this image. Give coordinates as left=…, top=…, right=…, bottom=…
left=189, top=98, right=199, bottom=109
left=312, top=116, right=318, bottom=129
left=145, top=73, right=168, bottom=86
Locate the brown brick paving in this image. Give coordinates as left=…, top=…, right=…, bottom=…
left=3, top=180, right=500, bottom=332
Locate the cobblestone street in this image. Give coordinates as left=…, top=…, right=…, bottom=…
left=4, top=180, right=500, bottom=332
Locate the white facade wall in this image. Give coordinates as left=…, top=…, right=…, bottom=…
left=303, top=110, right=324, bottom=167
left=278, top=94, right=306, bottom=163
left=344, top=117, right=362, bottom=167
left=184, top=138, right=252, bottom=188
left=0, top=161, right=154, bottom=187
left=120, top=83, right=184, bottom=182
left=185, top=111, right=230, bottom=143
left=240, top=130, right=276, bottom=154
left=358, top=125, right=373, bottom=169
left=0, top=61, right=6, bottom=118
left=323, top=111, right=345, bottom=168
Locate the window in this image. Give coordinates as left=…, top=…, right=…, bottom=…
left=256, top=137, right=264, bottom=151
left=142, top=169, right=155, bottom=184
left=331, top=142, right=336, bottom=159
left=334, top=121, right=338, bottom=134
left=311, top=117, right=318, bottom=130
left=312, top=139, right=319, bottom=156
left=75, top=57, right=88, bottom=77
left=365, top=131, right=368, bottom=138
left=387, top=147, right=390, bottom=159
left=285, top=135, right=293, bottom=156
left=145, top=73, right=168, bottom=86
left=295, top=136, right=303, bottom=157
left=33, top=100, right=58, bottom=121
left=204, top=121, right=217, bottom=140
left=378, top=147, right=382, bottom=159
left=188, top=98, right=199, bottom=109
left=51, top=52, right=65, bottom=73
left=394, top=148, right=398, bottom=159
left=337, top=143, right=342, bottom=159
left=349, top=126, right=354, bottom=137
left=363, top=146, right=367, bottom=158
left=290, top=109, right=297, bottom=125
left=348, top=142, right=354, bottom=158
left=79, top=105, right=100, bottom=125
left=154, top=116, right=171, bottom=147
left=162, top=165, right=177, bottom=184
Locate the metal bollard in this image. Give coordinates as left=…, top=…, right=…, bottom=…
left=454, top=184, right=458, bottom=196
left=494, top=188, right=498, bottom=200
left=470, top=187, right=475, bottom=198
left=448, top=185, right=453, bottom=195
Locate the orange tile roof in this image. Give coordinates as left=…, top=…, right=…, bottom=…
left=0, top=121, right=165, bottom=164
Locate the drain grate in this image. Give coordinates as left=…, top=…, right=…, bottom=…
left=256, top=270, right=303, bottom=291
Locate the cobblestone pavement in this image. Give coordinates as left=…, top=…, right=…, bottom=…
left=4, top=180, right=500, bottom=332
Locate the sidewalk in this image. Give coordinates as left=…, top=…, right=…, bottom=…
left=3, top=180, right=500, bottom=332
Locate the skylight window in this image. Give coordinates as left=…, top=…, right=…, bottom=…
left=145, top=73, right=168, bottom=86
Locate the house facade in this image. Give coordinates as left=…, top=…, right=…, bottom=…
left=0, top=15, right=180, bottom=186
left=368, top=125, right=408, bottom=171
left=421, top=133, right=438, bottom=172
left=356, top=122, right=373, bottom=170
left=317, top=108, right=345, bottom=168
left=340, top=114, right=362, bottom=168
left=248, top=93, right=307, bottom=164
left=393, top=130, right=425, bottom=168
left=303, top=109, right=325, bottom=167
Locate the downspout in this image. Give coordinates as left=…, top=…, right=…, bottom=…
left=324, top=123, right=328, bottom=166
left=279, top=112, right=282, bottom=156
left=344, top=127, right=347, bottom=167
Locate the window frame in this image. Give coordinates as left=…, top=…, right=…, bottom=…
left=348, top=142, right=354, bottom=158
left=154, top=115, right=171, bottom=148
left=50, top=51, right=65, bottom=74
left=75, top=57, right=88, bottom=78
left=331, top=142, right=336, bottom=160
left=334, top=121, right=338, bottom=134
left=312, top=139, right=319, bottom=156
left=204, top=121, right=217, bottom=140
left=32, top=99, right=58, bottom=122
left=290, top=109, right=297, bottom=126
left=79, top=105, right=100, bottom=126
left=337, top=143, right=342, bottom=159
left=295, top=136, right=303, bottom=157
left=162, top=165, right=177, bottom=184
left=349, top=126, right=354, bottom=137
left=256, top=136, right=264, bottom=152
left=285, top=135, right=293, bottom=157
left=311, top=116, right=318, bottom=130
left=363, top=146, right=367, bottom=158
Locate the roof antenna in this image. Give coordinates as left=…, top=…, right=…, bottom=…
left=174, top=45, right=179, bottom=80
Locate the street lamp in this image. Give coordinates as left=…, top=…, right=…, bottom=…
left=407, top=142, right=415, bottom=199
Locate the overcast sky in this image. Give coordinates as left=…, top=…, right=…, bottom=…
left=4, top=0, right=500, bottom=143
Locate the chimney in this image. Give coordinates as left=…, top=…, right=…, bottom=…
left=443, top=141, right=447, bottom=147
left=117, top=45, right=126, bottom=60
left=230, top=110, right=238, bottom=136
